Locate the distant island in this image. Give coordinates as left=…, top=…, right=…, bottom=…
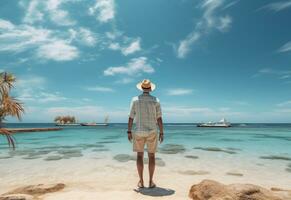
left=54, top=115, right=78, bottom=125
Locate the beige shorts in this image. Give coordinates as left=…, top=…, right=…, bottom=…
left=133, top=132, right=158, bottom=153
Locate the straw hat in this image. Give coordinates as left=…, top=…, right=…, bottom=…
left=136, top=79, right=156, bottom=92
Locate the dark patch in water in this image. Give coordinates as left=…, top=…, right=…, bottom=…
left=79, top=144, right=105, bottom=149
left=44, top=155, right=63, bottom=161
left=97, top=141, right=118, bottom=144
left=254, top=134, right=291, bottom=141
left=260, top=155, right=291, bottom=161
left=220, top=138, right=244, bottom=142
left=286, top=164, right=291, bottom=173
left=0, top=155, right=13, bottom=159
left=194, top=147, right=237, bottom=154
left=113, top=154, right=131, bottom=162
left=159, top=144, right=186, bottom=154
left=92, top=148, right=110, bottom=152
left=226, top=147, right=242, bottom=151
left=101, top=135, right=122, bottom=140
left=185, top=155, right=199, bottom=159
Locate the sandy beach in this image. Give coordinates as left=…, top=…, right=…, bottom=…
left=1, top=146, right=291, bottom=200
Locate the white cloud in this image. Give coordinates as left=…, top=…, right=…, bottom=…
left=89, top=0, right=115, bottom=23
left=22, top=0, right=44, bottom=24
left=167, top=88, right=193, bottom=96
left=108, top=38, right=142, bottom=56
left=177, top=32, right=200, bottom=58
left=86, top=86, right=114, bottom=92
left=0, top=19, right=79, bottom=61
left=177, top=0, right=233, bottom=58
left=0, top=19, right=15, bottom=30
left=122, top=38, right=141, bottom=55
left=15, top=75, right=67, bottom=103
left=277, top=100, right=291, bottom=107
left=104, top=57, right=154, bottom=76
left=36, top=40, right=79, bottom=61
left=278, top=41, right=291, bottom=53
left=260, top=0, right=291, bottom=12
left=21, top=0, right=76, bottom=26
left=68, top=27, right=97, bottom=47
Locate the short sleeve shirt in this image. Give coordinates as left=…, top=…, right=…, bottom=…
left=129, top=93, right=162, bottom=134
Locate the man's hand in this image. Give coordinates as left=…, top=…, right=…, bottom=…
left=159, top=133, right=164, bottom=143
left=128, top=132, right=133, bottom=142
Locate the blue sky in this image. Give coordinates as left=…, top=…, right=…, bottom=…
left=1, top=0, right=291, bottom=123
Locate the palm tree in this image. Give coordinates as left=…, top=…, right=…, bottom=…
left=0, top=72, right=24, bottom=149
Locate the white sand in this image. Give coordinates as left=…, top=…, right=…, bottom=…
left=1, top=151, right=291, bottom=199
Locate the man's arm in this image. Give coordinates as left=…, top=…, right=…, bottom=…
left=127, top=117, right=133, bottom=142
left=157, top=117, right=164, bottom=143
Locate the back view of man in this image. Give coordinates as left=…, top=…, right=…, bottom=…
left=127, top=79, right=164, bottom=188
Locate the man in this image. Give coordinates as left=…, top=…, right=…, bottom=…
left=127, top=79, right=164, bottom=189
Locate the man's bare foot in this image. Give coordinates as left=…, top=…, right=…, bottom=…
left=149, top=181, right=156, bottom=188
left=137, top=180, right=144, bottom=188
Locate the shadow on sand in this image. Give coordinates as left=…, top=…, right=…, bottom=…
left=134, top=187, right=175, bottom=197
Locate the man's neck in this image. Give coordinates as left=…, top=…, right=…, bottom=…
left=143, top=92, right=150, bottom=95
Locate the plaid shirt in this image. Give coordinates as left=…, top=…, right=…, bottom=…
left=129, top=93, right=162, bottom=134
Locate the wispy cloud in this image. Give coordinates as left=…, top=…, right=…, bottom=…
left=37, top=40, right=79, bottom=61
left=255, top=68, right=291, bottom=80
left=278, top=41, right=291, bottom=53
left=176, top=0, right=233, bottom=58
left=21, top=0, right=76, bottom=26
left=69, top=27, right=98, bottom=47
left=167, top=88, right=193, bottom=96
left=276, top=100, right=291, bottom=107
left=15, top=75, right=67, bottom=103
left=0, top=19, right=79, bottom=61
left=259, top=0, right=291, bottom=12
left=89, top=0, right=115, bottom=23
left=85, top=86, right=114, bottom=92
left=108, top=38, right=141, bottom=56
left=104, top=57, right=154, bottom=76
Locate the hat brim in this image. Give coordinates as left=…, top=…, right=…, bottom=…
left=136, top=82, right=156, bottom=92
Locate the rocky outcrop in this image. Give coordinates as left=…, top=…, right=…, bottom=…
left=189, top=180, right=287, bottom=200
left=0, top=183, right=65, bottom=200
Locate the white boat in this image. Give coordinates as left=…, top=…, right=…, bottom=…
left=81, top=116, right=109, bottom=126
left=197, top=118, right=231, bottom=128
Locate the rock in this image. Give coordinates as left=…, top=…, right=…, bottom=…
left=0, top=194, right=34, bottom=200
left=4, top=183, right=65, bottom=196
left=189, top=180, right=283, bottom=200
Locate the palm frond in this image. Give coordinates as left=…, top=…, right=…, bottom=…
left=0, top=128, right=15, bottom=149
left=1, top=93, right=24, bottom=120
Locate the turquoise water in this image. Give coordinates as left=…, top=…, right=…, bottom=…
left=1, top=123, right=291, bottom=159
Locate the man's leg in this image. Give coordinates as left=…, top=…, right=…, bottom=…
left=137, top=152, right=144, bottom=187
left=148, top=152, right=155, bottom=186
